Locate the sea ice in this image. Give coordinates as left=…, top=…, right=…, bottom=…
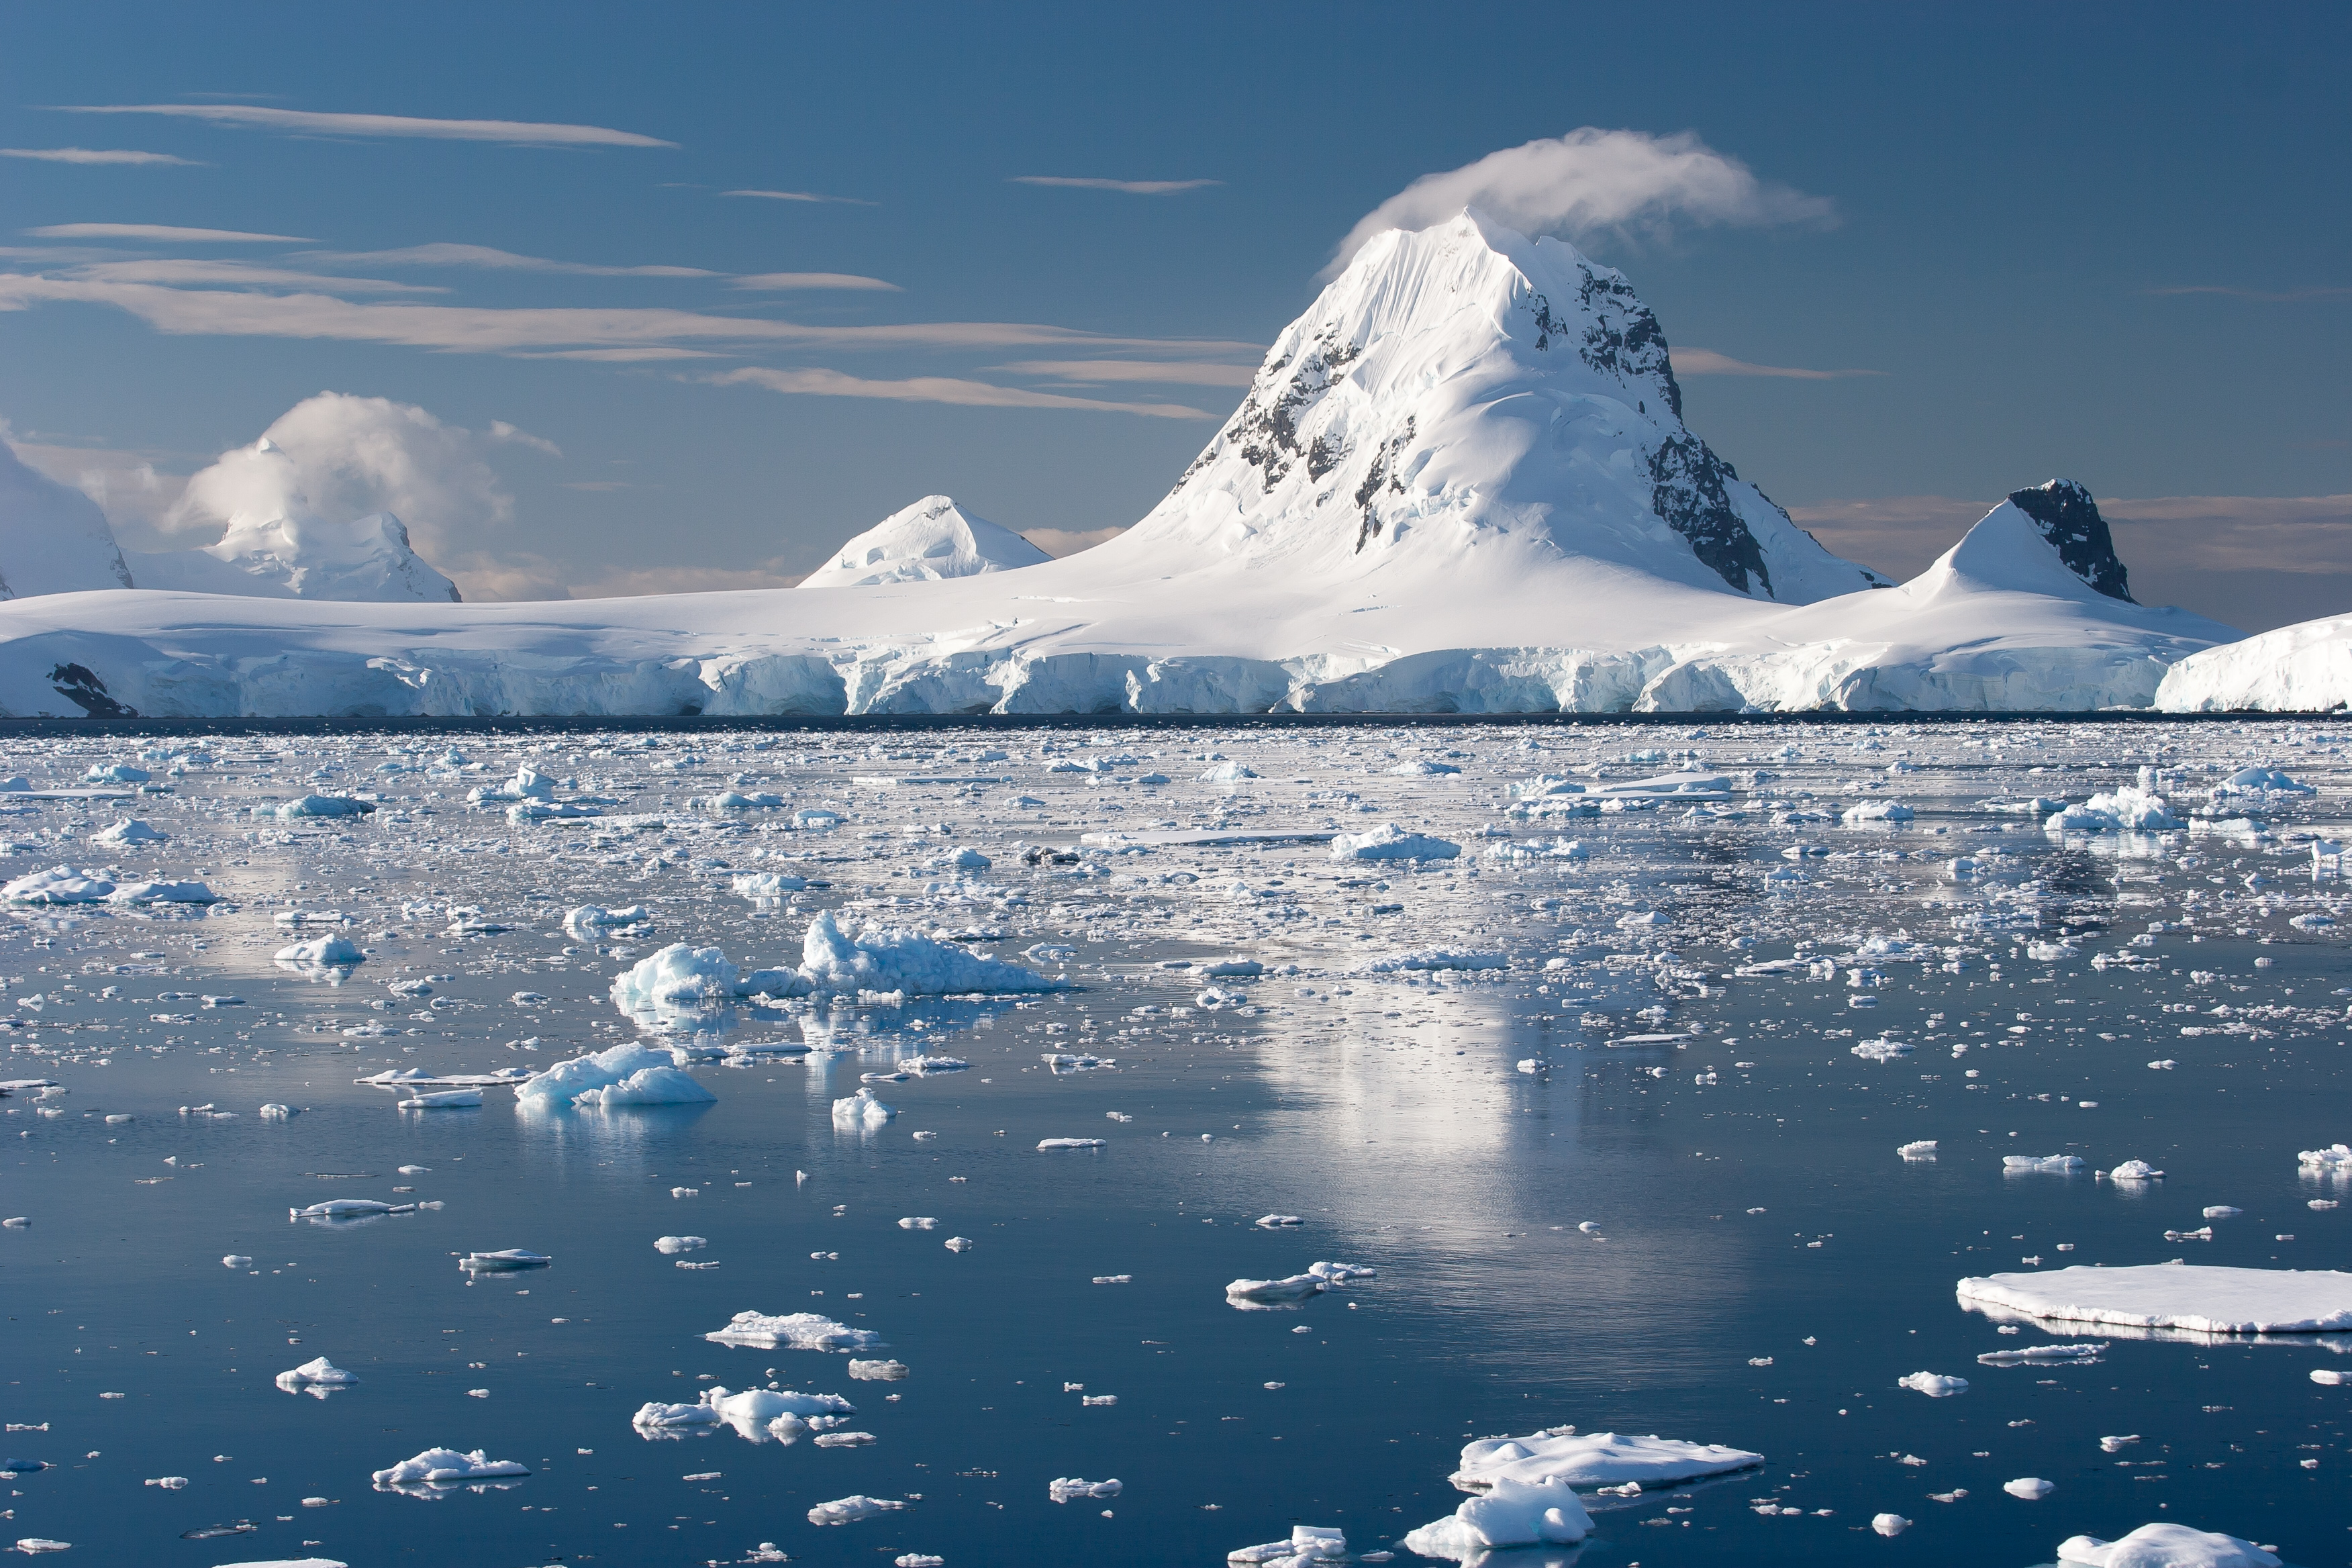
left=371, top=1447, right=528, bottom=1488
left=1050, top=1477, right=1123, bottom=1502
left=798, top=910, right=1057, bottom=995
left=655, top=1236, right=707, bottom=1254
left=1898, top=1372, right=1969, bottom=1397
left=1449, top=1430, right=1763, bottom=1489
left=832, top=1089, right=895, bottom=1130
left=3, top=867, right=115, bottom=903
left=1329, top=823, right=1460, bottom=861
left=1230, top=1525, right=1347, bottom=1564
left=572, top=1066, right=716, bottom=1108
left=2004, top=1155, right=2086, bottom=1173
left=2004, top=1476, right=2056, bottom=1499
left=807, top=1495, right=906, bottom=1526
left=2057, top=1524, right=2279, bottom=1568
left=1959, top=1265, right=2352, bottom=1333
left=514, top=1042, right=673, bottom=1110
left=704, top=1310, right=883, bottom=1352
left=275, top=1357, right=358, bottom=1395
left=1403, top=1477, right=1591, bottom=1558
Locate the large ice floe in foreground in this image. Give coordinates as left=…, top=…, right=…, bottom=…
left=0, top=216, right=2244, bottom=716
left=1958, top=1265, right=2352, bottom=1334
left=2057, top=1524, right=2278, bottom=1568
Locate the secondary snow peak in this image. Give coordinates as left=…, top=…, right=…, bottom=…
left=1115, top=209, right=1884, bottom=605
left=2006, top=479, right=2134, bottom=603
left=799, top=495, right=1048, bottom=588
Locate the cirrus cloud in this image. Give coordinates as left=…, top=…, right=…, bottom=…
left=28, top=223, right=312, bottom=242
left=1671, top=348, right=1883, bottom=380
left=297, top=242, right=717, bottom=278
left=50, top=103, right=675, bottom=148
left=1326, top=128, right=1834, bottom=278
left=710, top=365, right=1209, bottom=419
left=0, top=146, right=201, bottom=165
left=1011, top=176, right=1221, bottom=194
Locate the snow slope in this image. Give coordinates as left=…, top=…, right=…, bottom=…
left=2156, top=613, right=2352, bottom=712
left=0, top=213, right=2246, bottom=716
left=797, top=495, right=1047, bottom=587
left=0, top=438, right=135, bottom=598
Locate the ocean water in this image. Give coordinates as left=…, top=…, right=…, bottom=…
left=3, top=718, right=2347, bottom=1568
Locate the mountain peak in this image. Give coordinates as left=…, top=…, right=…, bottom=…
left=2005, top=479, right=2133, bottom=602
left=798, top=495, right=1047, bottom=589
left=1114, top=210, right=1883, bottom=603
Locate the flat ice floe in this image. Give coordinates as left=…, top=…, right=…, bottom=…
left=807, top=1494, right=906, bottom=1525
left=2058, top=1524, right=2278, bottom=1568
left=1959, top=1265, right=2352, bottom=1334
left=632, top=1384, right=855, bottom=1442
left=704, top=1310, right=884, bottom=1352
left=371, top=1447, right=528, bottom=1489
left=1403, top=1477, right=1592, bottom=1558
left=275, top=1357, right=358, bottom=1396
left=1448, top=1429, right=1763, bottom=1489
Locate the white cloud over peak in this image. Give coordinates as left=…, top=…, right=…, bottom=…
left=0, top=147, right=201, bottom=165
left=52, top=103, right=675, bottom=148
left=1010, top=176, right=1221, bottom=194
left=28, top=223, right=313, bottom=242
left=297, top=242, right=717, bottom=278
left=1326, top=128, right=1834, bottom=278
left=711, top=366, right=1210, bottom=419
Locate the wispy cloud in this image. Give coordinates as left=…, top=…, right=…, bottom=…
left=998, top=358, right=1257, bottom=387
left=297, top=242, right=716, bottom=277
left=731, top=271, right=899, bottom=291
left=52, top=103, right=675, bottom=148
left=27, top=222, right=311, bottom=242
left=722, top=189, right=875, bottom=205
left=0, top=273, right=1261, bottom=356
left=507, top=347, right=726, bottom=362
left=712, top=365, right=1209, bottom=419
left=2147, top=284, right=2352, bottom=303
left=0, top=146, right=201, bottom=166
left=62, top=258, right=445, bottom=294
left=1671, top=347, right=1883, bottom=380
left=1010, top=176, right=1221, bottom=195
left=1328, top=128, right=1834, bottom=279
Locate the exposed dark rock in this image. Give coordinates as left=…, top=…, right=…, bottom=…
left=2007, top=479, right=2135, bottom=602
left=1648, top=435, right=1771, bottom=595
left=48, top=662, right=136, bottom=718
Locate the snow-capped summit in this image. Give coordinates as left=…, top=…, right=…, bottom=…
left=1094, top=209, right=1889, bottom=604
left=129, top=507, right=460, bottom=602
left=798, top=495, right=1048, bottom=588
left=2006, top=479, right=2133, bottom=602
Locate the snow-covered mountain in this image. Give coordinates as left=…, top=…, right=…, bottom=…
left=0, top=439, right=136, bottom=598
left=2157, top=614, right=2352, bottom=711
left=1, top=436, right=458, bottom=603
left=0, top=212, right=2250, bottom=716
left=797, top=495, right=1046, bottom=588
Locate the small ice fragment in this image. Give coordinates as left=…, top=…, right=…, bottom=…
left=224, top=1255, right=252, bottom=1267
left=2313, top=1369, right=2349, bottom=1386
left=1898, top=1140, right=1939, bottom=1160
left=1081, top=1394, right=1117, bottom=1406
left=655, top=1236, right=707, bottom=1254
left=2003, top=1476, right=2055, bottom=1500
left=1092, top=1275, right=1132, bottom=1285
left=371, top=1447, right=528, bottom=1488
left=276, top=1357, right=358, bottom=1393
left=897, top=1217, right=938, bottom=1230
left=2203, top=1206, right=2243, bottom=1220
left=1898, top=1372, right=1969, bottom=1397
left=1038, top=1137, right=1106, bottom=1150
left=1049, top=1477, right=1123, bottom=1502
left=807, top=1494, right=905, bottom=1526
left=1873, top=1514, right=1912, bottom=1536
left=848, top=1359, right=908, bottom=1381
left=2108, top=1160, right=2163, bottom=1181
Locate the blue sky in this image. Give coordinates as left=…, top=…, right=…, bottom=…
left=1, top=1, right=2347, bottom=627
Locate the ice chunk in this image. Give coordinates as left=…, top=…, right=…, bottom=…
left=1403, top=1477, right=1592, bottom=1558
left=1841, top=799, right=1914, bottom=823
left=2004, top=1155, right=2086, bottom=1173
left=732, top=872, right=807, bottom=899
left=704, top=1310, right=883, bottom=1352
left=2109, top=1159, right=2164, bottom=1181
left=573, top=1066, right=716, bottom=1108
left=798, top=910, right=1059, bottom=996
left=1450, top=1430, right=1763, bottom=1489
left=3, top=867, right=115, bottom=903
left=398, top=1089, right=482, bottom=1109
left=275, top=934, right=364, bottom=970
left=109, top=879, right=218, bottom=904
left=1898, top=1140, right=1939, bottom=1160
left=276, top=794, right=374, bottom=819
left=655, top=1236, right=707, bottom=1254
left=2057, top=1524, right=2278, bottom=1568
left=287, top=1197, right=403, bottom=1220
left=1038, top=1136, right=1106, bottom=1150
left=1353, top=948, right=1506, bottom=973
left=371, top=1447, right=528, bottom=1487
left=1050, top=1477, right=1123, bottom=1502
left=832, top=1088, right=895, bottom=1130
left=1977, top=1342, right=2104, bottom=1366
left=275, top=1357, right=358, bottom=1395
left=565, top=904, right=645, bottom=928
left=848, top=1359, right=908, bottom=1381
left=91, top=818, right=166, bottom=844
left=1226, top=1273, right=1327, bottom=1305
left=1330, top=822, right=1459, bottom=861
left=2004, top=1476, right=2055, bottom=1500
left=1230, top=1525, right=1348, bottom=1564
left=459, top=1249, right=550, bottom=1271
left=807, top=1495, right=906, bottom=1526
left=1873, top=1514, right=1912, bottom=1536
left=1898, top=1371, right=1969, bottom=1397
left=514, top=1042, right=673, bottom=1110
left=1959, top=1264, right=2352, bottom=1333
left=2298, top=1143, right=2352, bottom=1172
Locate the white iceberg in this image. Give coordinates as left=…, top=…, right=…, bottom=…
left=797, top=910, right=1059, bottom=995
left=832, top=1088, right=895, bottom=1130
left=1958, top=1264, right=2352, bottom=1334
left=1330, top=822, right=1459, bottom=861
left=516, top=1042, right=673, bottom=1110
left=2057, top=1524, right=2277, bottom=1568
left=275, top=1357, right=358, bottom=1396
left=3, top=866, right=115, bottom=903
left=807, top=1494, right=907, bottom=1526
left=572, top=1066, right=716, bottom=1108
left=703, top=1310, right=883, bottom=1352
left=1403, top=1477, right=1592, bottom=1558
left=1449, top=1430, right=1763, bottom=1489
left=371, top=1447, right=528, bottom=1488
left=1897, top=1371, right=1969, bottom=1397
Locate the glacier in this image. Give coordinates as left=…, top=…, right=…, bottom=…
left=0, top=211, right=2260, bottom=716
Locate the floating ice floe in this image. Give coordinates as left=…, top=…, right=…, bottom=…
left=1841, top=799, right=1914, bottom=824
left=1329, top=822, right=1459, bottom=861
left=371, top=1447, right=528, bottom=1489
left=91, top=818, right=166, bottom=845
left=1449, top=1430, right=1763, bottom=1490
left=1958, top=1264, right=2352, bottom=1333
left=1050, top=1477, right=1123, bottom=1502
left=798, top=910, right=1059, bottom=995
left=2047, top=771, right=2184, bottom=833
left=832, top=1088, right=895, bottom=1130
left=848, top=1359, right=908, bottom=1380
left=573, top=1066, right=716, bottom=1108
left=808, top=1495, right=906, bottom=1526
left=565, top=904, right=646, bottom=928
left=2108, top=1159, right=2164, bottom=1181
left=1353, top=948, right=1506, bottom=974
left=2298, top=1143, right=2352, bottom=1173
left=1898, top=1371, right=1969, bottom=1397
left=399, top=1089, right=482, bottom=1110
left=1039, top=1136, right=1106, bottom=1150
left=732, top=872, right=806, bottom=899
left=1850, top=1037, right=1912, bottom=1061
left=275, top=1357, right=358, bottom=1396
left=288, top=1198, right=405, bottom=1220
left=275, top=794, right=374, bottom=819
left=1898, top=1140, right=1939, bottom=1160
left=108, top=879, right=217, bottom=904
left=632, top=1384, right=855, bottom=1442
left=611, top=943, right=804, bottom=1027
left=1230, top=1526, right=1348, bottom=1565
left=460, top=1249, right=550, bottom=1272
left=655, top=1236, right=707, bottom=1254
left=1977, top=1342, right=2104, bottom=1366
left=704, top=1310, right=883, bottom=1352
left=2057, top=1523, right=2277, bottom=1568
left=2004, top=1476, right=2056, bottom=1500
left=2004, top=1155, right=2086, bottom=1174
left=514, top=1042, right=674, bottom=1110
left=3, top=866, right=115, bottom=903
left=1404, top=1477, right=1591, bottom=1558
left=275, top=934, right=364, bottom=972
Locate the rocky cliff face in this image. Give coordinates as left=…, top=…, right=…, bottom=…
left=2006, top=479, right=2133, bottom=603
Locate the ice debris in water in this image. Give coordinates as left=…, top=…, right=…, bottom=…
left=1038, top=1136, right=1106, bottom=1150
left=1230, top=1525, right=1346, bottom=1564
left=1898, top=1140, right=1939, bottom=1160
left=2057, top=1524, right=2278, bottom=1567
left=371, top=1447, right=528, bottom=1488
left=632, top=1384, right=854, bottom=1442
left=833, top=1088, right=896, bottom=1130
left=1449, top=1430, right=1763, bottom=1489
left=573, top=1065, right=716, bottom=1108
left=2109, top=1159, right=2164, bottom=1181
left=275, top=934, right=365, bottom=971
left=515, top=1042, right=675, bottom=1110
left=1049, top=1477, right=1122, bottom=1502
left=798, top=910, right=1059, bottom=995
left=1874, top=1514, right=1912, bottom=1536
left=2004, top=1155, right=2086, bottom=1173
left=2005, top=1476, right=2057, bottom=1499
left=275, top=1357, right=358, bottom=1396
left=1959, top=1265, right=2352, bottom=1333
left=459, top=1249, right=550, bottom=1272
left=704, top=1310, right=884, bottom=1352
left=1404, top=1479, right=1591, bottom=1557
left=808, top=1494, right=907, bottom=1525
left=1979, top=1342, right=2104, bottom=1367
left=655, top=1236, right=707, bottom=1254
left=1329, top=823, right=1459, bottom=861
left=848, top=1359, right=908, bottom=1381
left=1898, top=1371, right=1969, bottom=1397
